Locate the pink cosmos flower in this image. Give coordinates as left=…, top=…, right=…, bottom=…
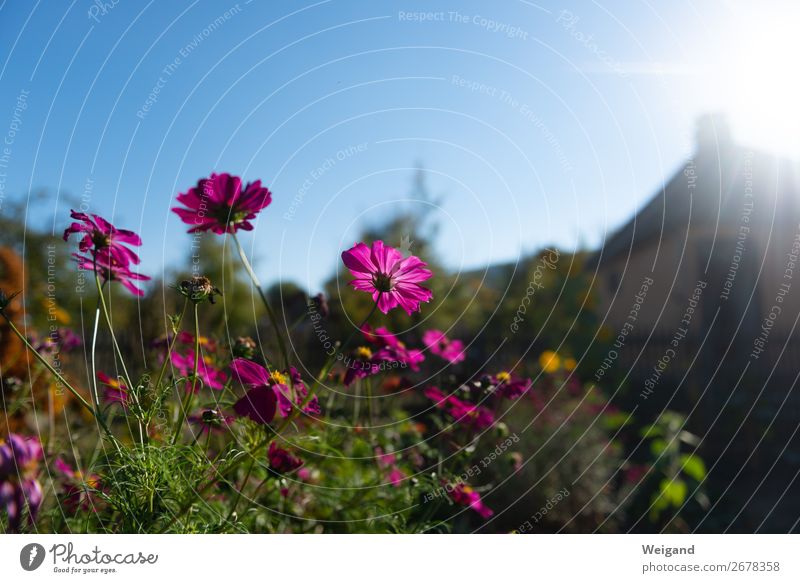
left=170, top=350, right=227, bottom=392
left=341, top=240, right=433, bottom=315
left=73, top=250, right=150, bottom=296
left=230, top=358, right=320, bottom=425
left=267, top=442, right=303, bottom=474
left=375, top=448, right=406, bottom=487
left=448, top=399, right=494, bottom=430
left=489, top=371, right=532, bottom=399
left=64, top=210, right=150, bottom=296
left=97, top=372, right=129, bottom=408
left=342, top=347, right=384, bottom=387
left=422, top=329, right=466, bottom=364
left=448, top=482, right=493, bottom=519
left=362, top=325, right=424, bottom=370
left=0, top=434, right=43, bottom=531
left=32, top=328, right=82, bottom=355
left=54, top=458, right=101, bottom=513
left=424, top=386, right=494, bottom=429
left=172, top=173, right=272, bottom=234
left=63, top=210, right=143, bottom=266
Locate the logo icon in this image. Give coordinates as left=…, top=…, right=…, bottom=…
left=20, top=543, right=46, bottom=571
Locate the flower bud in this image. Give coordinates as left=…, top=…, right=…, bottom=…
left=311, top=292, right=329, bottom=319
left=177, top=275, right=221, bottom=304
left=232, top=336, right=256, bottom=359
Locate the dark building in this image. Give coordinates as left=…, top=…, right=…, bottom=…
left=590, top=115, right=800, bottom=532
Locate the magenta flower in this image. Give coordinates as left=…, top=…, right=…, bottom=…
left=64, top=210, right=150, bottom=296
left=341, top=240, right=433, bottom=315
left=188, top=409, right=234, bottom=434
left=424, top=386, right=494, bottom=429
left=423, top=329, right=465, bottom=364
left=448, top=482, right=493, bottom=519
left=97, top=372, right=129, bottom=408
left=63, top=210, right=143, bottom=266
left=341, top=327, right=424, bottom=386
left=489, top=371, right=532, bottom=399
left=73, top=251, right=150, bottom=296
left=31, top=328, right=82, bottom=355
left=172, top=173, right=272, bottom=234
left=362, top=325, right=424, bottom=370
left=267, top=442, right=303, bottom=474
left=342, top=348, right=383, bottom=387
left=54, top=458, right=101, bottom=513
left=0, top=434, right=43, bottom=531
left=231, top=359, right=320, bottom=425
left=170, top=350, right=227, bottom=392
left=375, top=448, right=406, bottom=487
left=449, top=399, right=494, bottom=429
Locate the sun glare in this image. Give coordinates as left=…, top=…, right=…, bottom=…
left=717, top=4, right=800, bottom=155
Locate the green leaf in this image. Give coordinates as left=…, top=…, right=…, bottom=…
left=640, top=424, right=663, bottom=438
left=650, top=438, right=667, bottom=456
left=659, top=478, right=687, bottom=507
left=679, top=453, right=707, bottom=481
left=604, top=411, right=632, bottom=430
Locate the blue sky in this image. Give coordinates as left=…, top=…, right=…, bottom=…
left=1, top=0, right=797, bottom=292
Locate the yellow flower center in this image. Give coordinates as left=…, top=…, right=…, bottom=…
left=496, top=371, right=511, bottom=383
left=270, top=371, right=288, bottom=385
left=355, top=346, right=373, bottom=360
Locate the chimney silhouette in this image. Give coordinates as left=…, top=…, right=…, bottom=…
left=695, top=113, right=734, bottom=155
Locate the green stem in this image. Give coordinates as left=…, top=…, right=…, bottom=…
left=90, top=301, right=101, bottom=410
left=296, top=300, right=379, bottom=418
left=366, top=376, right=374, bottom=429
left=93, top=268, right=142, bottom=444
left=353, top=380, right=361, bottom=428
left=172, top=303, right=199, bottom=445
left=1, top=314, right=115, bottom=440
left=93, top=271, right=134, bottom=391
left=231, top=232, right=290, bottom=369
left=154, top=297, right=189, bottom=390
left=166, top=299, right=381, bottom=529
left=226, top=458, right=256, bottom=522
